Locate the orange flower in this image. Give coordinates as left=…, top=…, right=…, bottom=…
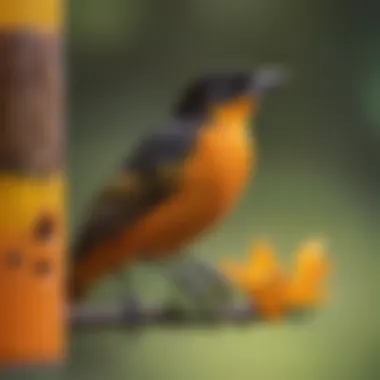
left=287, top=240, right=331, bottom=307
left=220, top=239, right=330, bottom=320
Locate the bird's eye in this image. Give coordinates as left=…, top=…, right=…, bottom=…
left=232, top=75, right=249, bottom=93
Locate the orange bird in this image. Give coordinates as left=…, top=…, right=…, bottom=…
left=70, top=68, right=287, bottom=308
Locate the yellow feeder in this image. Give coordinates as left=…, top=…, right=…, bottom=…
left=0, top=0, right=66, bottom=367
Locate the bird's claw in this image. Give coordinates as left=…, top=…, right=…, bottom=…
left=120, top=293, right=144, bottom=333
left=115, top=269, right=145, bottom=332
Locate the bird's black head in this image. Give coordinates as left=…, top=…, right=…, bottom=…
left=174, top=66, right=288, bottom=119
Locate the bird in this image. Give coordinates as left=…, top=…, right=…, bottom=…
left=69, top=67, right=288, bottom=312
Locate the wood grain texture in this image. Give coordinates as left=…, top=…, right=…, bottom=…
left=0, top=32, right=64, bottom=175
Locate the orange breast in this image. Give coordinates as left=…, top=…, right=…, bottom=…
left=130, top=123, right=255, bottom=256
left=72, top=121, right=255, bottom=296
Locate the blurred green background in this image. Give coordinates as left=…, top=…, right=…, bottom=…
left=40, top=0, right=380, bottom=379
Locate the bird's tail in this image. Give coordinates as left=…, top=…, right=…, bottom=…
left=68, top=234, right=104, bottom=302
left=68, top=255, right=88, bottom=303
left=68, top=235, right=140, bottom=303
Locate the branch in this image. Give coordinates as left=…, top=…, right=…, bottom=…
left=69, top=302, right=311, bottom=329
left=70, top=302, right=260, bottom=328
left=69, top=240, right=327, bottom=329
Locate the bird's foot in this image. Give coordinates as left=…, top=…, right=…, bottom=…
left=121, top=293, right=144, bottom=331
left=115, top=269, right=144, bottom=331
left=220, top=239, right=330, bottom=321
left=168, top=257, right=235, bottom=320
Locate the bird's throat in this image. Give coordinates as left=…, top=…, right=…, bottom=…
left=211, top=97, right=255, bottom=129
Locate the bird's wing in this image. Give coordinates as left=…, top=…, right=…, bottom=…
left=73, top=123, right=199, bottom=262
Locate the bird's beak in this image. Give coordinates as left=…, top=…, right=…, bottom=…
left=250, top=65, right=290, bottom=96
